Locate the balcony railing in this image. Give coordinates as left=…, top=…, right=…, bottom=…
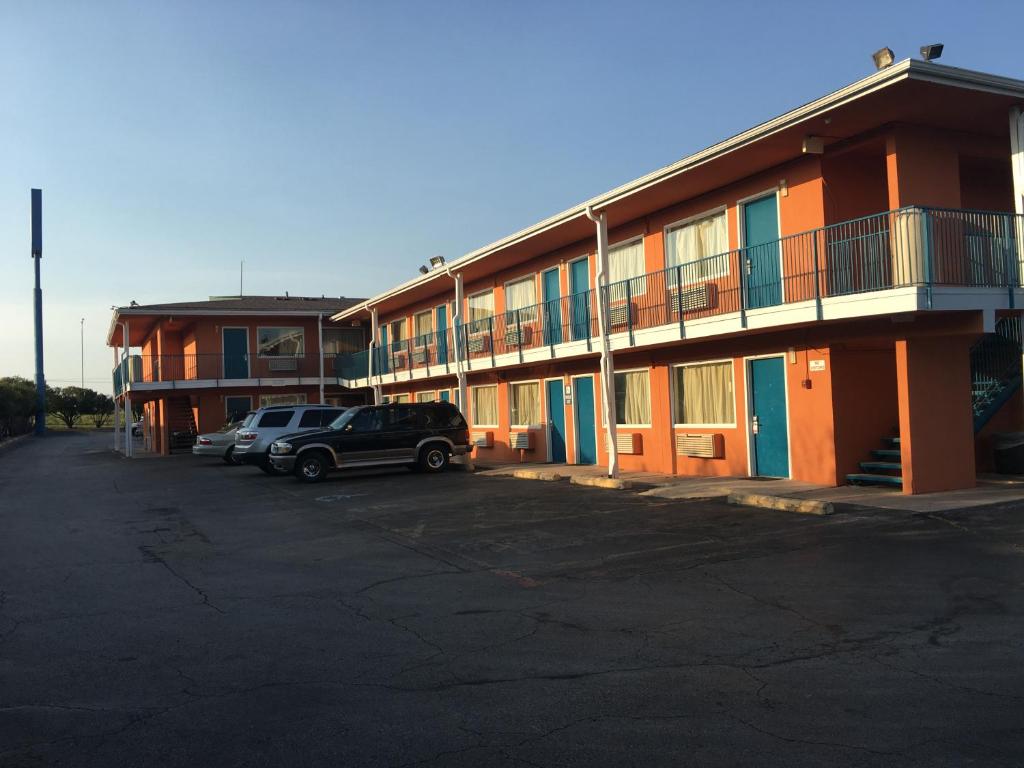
left=335, top=206, right=1023, bottom=383
left=113, top=207, right=1022, bottom=394
left=112, top=352, right=349, bottom=394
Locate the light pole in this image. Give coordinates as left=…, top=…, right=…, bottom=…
left=80, top=318, right=85, bottom=389
left=31, top=189, right=45, bottom=435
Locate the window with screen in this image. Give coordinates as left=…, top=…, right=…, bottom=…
left=258, top=327, right=304, bottom=357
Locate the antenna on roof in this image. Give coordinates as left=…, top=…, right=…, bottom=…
left=240, top=260, right=244, bottom=297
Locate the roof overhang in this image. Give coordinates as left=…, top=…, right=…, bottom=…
left=106, top=308, right=343, bottom=347
left=333, top=59, right=1024, bottom=322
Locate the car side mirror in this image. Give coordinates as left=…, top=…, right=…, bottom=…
left=344, top=424, right=354, bottom=433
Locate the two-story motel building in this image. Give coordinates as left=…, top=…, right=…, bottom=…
left=329, top=59, right=1024, bottom=494
left=108, top=295, right=368, bottom=455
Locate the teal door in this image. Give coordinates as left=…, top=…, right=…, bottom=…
left=743, top=194, right=781, bottom=309
left=569, top=258, right=590, bottom=341
left=436, top=305, right=448, bottom=363
left=543, top=268, right=562, bottom=345
left=379, top=325, right=389, bottom=374
left=573, top=376, right=597, bottom=465
left=225, top=396, right=251, bottom=423
left=222, top=328, right=249, bottom=379
left=749, top=357, right=789, bottom=477
left=546, top=379, right=567, bottom=463
left=439, top=390, right=450, bottom=402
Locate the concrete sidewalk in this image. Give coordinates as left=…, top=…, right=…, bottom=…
left=476, top=461, right=1024, bottom=512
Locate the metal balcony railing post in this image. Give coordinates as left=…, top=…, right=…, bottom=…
left=922, top=209, right=933, bottom=309
left=463, top=323, right=472, bottom=371
left=812, top=232, right=822, bottom=321
left=407, top=339, right=413, bottom=381
left=488, top=316, right=495, bottom=367
left=625, top=279, right=634, bottom=346
left=515, top=308, right=524, bottom=364
left=738, top=248, right=748, bottom=328
left=676, top=266, right=685, bottom=338
left=545, top=301, right=555, bottom=356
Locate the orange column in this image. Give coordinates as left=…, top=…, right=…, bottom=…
left=895, top=336, right=975, bottom=494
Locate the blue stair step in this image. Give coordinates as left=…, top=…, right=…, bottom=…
left=846, top=473, right=903, bottom=487
left=871, top=449, right=901, bottom=459
left=859, top=461, right=902, bottom=472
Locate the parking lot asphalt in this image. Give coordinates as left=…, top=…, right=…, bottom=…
left=1, top=431, right=1023, bottom=767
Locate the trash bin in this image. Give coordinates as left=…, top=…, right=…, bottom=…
left=992, top=432, right=1024, bottom=474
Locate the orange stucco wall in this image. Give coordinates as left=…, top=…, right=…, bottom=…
left=830, top=345, right=900, bottom=479
left=896, top=335, right=976, bottom=494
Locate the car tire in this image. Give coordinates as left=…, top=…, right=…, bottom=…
left=259, top=452, right=288, bottom=476
left=295, top=451, right=329, bottom=483
left=418, top=443, right=450, bottom=474
left=222, top=446, right=236, bottom=465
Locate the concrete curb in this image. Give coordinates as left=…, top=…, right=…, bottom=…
left=727, top=492, right=834, bottom=516
left=0, top=433, right=34, bottom=457
left=570, top=475, right=633, bottom=491
left=512, top=469, right=564, bottom=482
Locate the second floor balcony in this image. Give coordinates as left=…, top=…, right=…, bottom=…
left=336, top=206, right=1024, bottom=388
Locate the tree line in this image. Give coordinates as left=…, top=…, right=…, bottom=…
left=0, top=377, right=124, bottom=437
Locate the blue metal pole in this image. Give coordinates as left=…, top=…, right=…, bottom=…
left=31, top=189, right=45, bottom=436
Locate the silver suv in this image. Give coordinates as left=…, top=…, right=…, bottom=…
left=234, top=404, right=349, bottom=474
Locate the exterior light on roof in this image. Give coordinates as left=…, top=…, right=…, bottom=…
left=429, top=255, right=446, bottom=269
left=919, top=43, right=943, bottom=62
left=872, top=47, right=895, bottom=70
left=418, top=265, right=429, bottom=274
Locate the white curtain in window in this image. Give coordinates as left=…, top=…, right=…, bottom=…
left=666, top=213, right=728, bottom=282
left=416, top=391, right=434, bottom=403
left=608, top=240, right=645, bottom=284
left=468, top=292, right=494, bottom=324
left=510, top=382, right=540, bottom=425
left=390, top=320, right=406, bottom=342
left=473, top=385, right=498, bottom=425
left=505, top=278, right=536, bottom=311
left=676, top=362, right=734, bottom=424
left=393, top=394, right=410, bottom=404
left=614, top=371, right=651, bottom=425
left=414, top=312, right=432, bottom=338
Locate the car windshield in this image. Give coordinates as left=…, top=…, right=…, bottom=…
left=328, top=407, right=358, bottom=430
left=218, top=419, right=244, bottom=433
left=239, top=412, right=256, bottom=428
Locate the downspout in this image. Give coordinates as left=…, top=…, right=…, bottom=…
left=445, top=266, right=473, bottom=471
left=585, top=205, right=619, bottom=479
left=112, top=342, right=120, bottom=453
left=121, top=320, right=132, bottom=458
left=317, top=312, right=325, bottom=404
left=368, top=304, right=381, bottom=405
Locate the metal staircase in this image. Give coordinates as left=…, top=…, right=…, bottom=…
left=167, top=397, right=198, bottom=450
left=847, top=436, right=903, bottom=488
left=971, top=317, right=1023, bottom=433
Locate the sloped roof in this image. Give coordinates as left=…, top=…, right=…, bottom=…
left=116, top=295, right=361, bottom=313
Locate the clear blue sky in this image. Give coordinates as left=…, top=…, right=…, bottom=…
left=1, top=0, right=1021, bottom=392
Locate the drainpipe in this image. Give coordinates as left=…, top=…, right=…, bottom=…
left=112, top=343, right=121, bottom=453
left=444, top=266, right=473, bottom=471
left=121, top=320, right=132, bottom=458
left=1011, top=107, right=1024, bottom=282
left=585, top=205, right=618, bottom=479
left=368, top=305, right=381, bottom=405
left=317, top=312, right=325, bottom=404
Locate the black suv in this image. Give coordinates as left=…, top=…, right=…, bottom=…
left=267, top=401, right=471, bottom=483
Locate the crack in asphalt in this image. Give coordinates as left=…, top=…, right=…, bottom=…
left=138, top=545, right=225, bottom=615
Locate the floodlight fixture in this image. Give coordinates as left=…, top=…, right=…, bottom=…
left=872, top=47, right=895, bottom=70
left=919, top=43, right=943, bottom=62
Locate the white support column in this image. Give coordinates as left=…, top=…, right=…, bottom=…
left=122, top=320, right=132, bottom=458
left=317, top=313, right=325, bottom=404
left=451, top=271, right=468, bottom=418
left=586, top=206, right=619, bottom=479
left=113, top=344, right=121, bottom=453
left=1011, top=107, right=1024, bottom=279
left=369, top=306, right=381, bottom=405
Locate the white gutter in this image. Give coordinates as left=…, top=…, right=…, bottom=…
left=585, top=206, right=618, bottom=479
left=333, top=60, right=1024, bottom=322
left=368, top=305, right=381, bottom=404
left=317, top=313, right=325, bottom=404
left=444, top=266, right=468, bottom=419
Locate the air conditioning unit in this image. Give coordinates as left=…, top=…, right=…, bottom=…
left=671, top=284, right=716, bottom=315
left=609, top=432, right=642, bottom=455
left=268, top=358, right=298, bottom=372
left=392, top=354, right=407, bottom=369
left=676, top=433, right=724, bottom=458
left=608, top=302, right=635, bottom=328
left=504, top=326, right=534, bottom=347
left=411, top=348, right=430, bottom=365
left=510, top=431, right=533, bottom=450
left=467, top=335, right=491, bottom=354
left=471, top=430, right=494, bottom=448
